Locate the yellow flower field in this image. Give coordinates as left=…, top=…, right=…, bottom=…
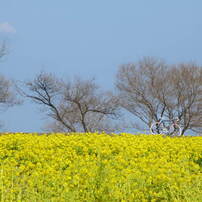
left=0, top=133, right=201, bottom=201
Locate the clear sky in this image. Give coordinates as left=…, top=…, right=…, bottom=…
left=0, top=0, right=202, bottom=132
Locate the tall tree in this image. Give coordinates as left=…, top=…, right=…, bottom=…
left=116, top=57, right=202, bottom=135
left=22, top=72, right=123, bottom=133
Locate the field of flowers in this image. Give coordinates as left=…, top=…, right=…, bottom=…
left=0, top=133, right=201, bottom=201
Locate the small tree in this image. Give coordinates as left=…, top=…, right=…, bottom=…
left=0, top=75, right=18, bottom=109
left=23, top=72, right=123, bottom=133
left=116, top=57, right=202, bottom=135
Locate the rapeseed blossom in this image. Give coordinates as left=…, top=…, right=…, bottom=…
left=0, top=133, right=201, bottom=201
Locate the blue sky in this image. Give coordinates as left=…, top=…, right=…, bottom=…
left=0, top=0, right=202, bottom=132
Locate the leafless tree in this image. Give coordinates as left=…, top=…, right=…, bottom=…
left=166, top=64, right=202, bottom=134
left=22, top=72, right=123, bottom=133
left=0, top=43, right=20, bottom=128
left=116, top=57, right=202, bottom=135
left=0, top=75, right=19, bottom=109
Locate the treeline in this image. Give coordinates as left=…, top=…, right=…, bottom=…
left=1, top=44, right=202, bottom=135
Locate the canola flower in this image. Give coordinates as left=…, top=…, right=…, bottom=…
left=0, top=132, right=201, bottom=201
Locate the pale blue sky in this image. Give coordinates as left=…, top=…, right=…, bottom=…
left=0, top=0, right=202, bottom=132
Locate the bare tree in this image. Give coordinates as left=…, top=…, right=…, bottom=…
left=0, top=75, right=18, bottom=109
left=116, top=57, right=168, bottom=128
left=0, top=42, right=20, bottom=128
left=165, top=64, right=202, bottom=134
left=22, top=72, right=123, bottom=133
left=116, top=57, right=202, bottom=135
